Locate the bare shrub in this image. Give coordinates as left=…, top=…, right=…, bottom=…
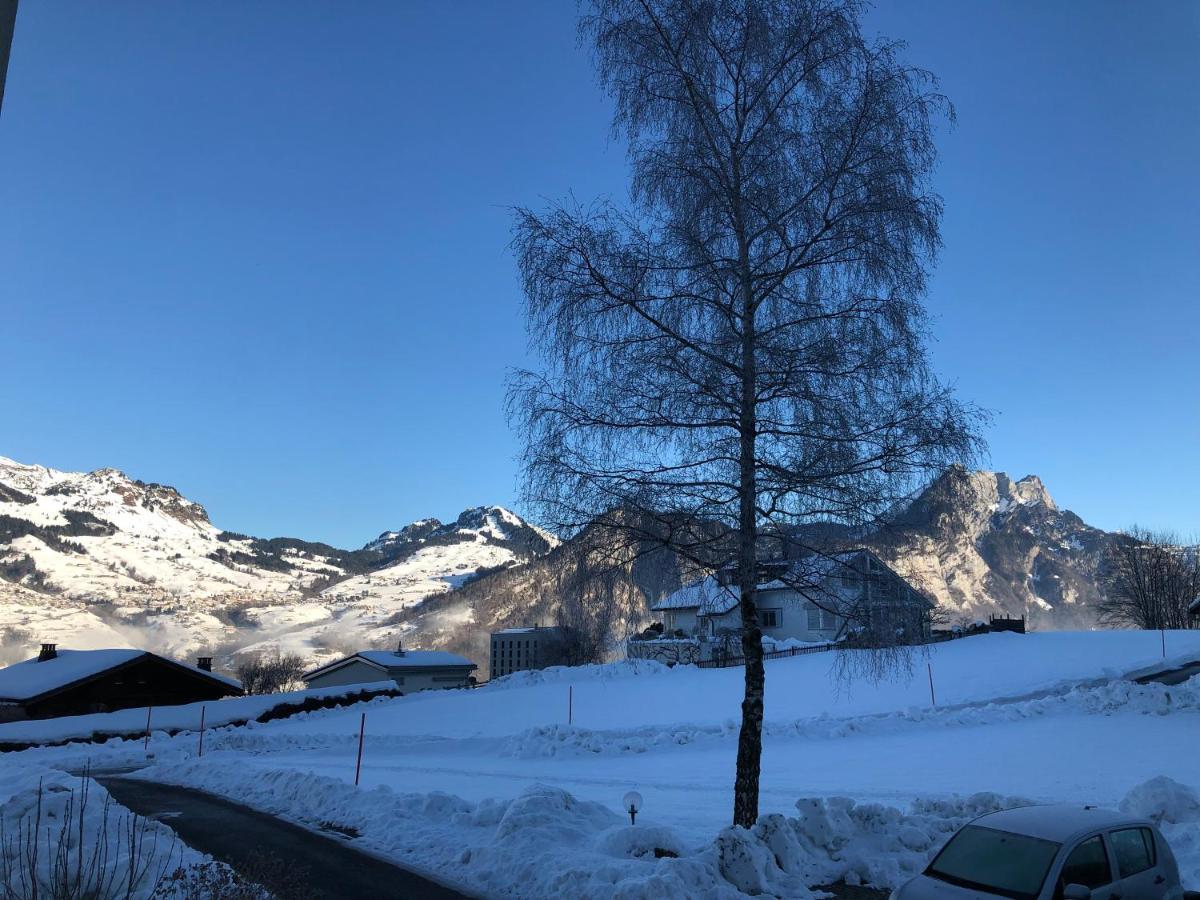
left=0, top=769, right=181, bottom=900
left=234, top=652, right=309, bottom=695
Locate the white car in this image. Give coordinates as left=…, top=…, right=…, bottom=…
left=892, top=804, right=1195, bottom=899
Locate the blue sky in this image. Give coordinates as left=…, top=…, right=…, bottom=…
left=1, top=2, right=1196, bottom=548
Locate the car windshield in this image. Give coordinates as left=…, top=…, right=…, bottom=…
left=926, top=825, right=1061, bottom=899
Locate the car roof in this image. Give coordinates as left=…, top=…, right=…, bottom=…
left=973, top=805, right=1149, bottom=843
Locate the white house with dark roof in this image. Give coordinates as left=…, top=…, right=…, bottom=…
left=302, top=642, right=476, bottom=694
left=647, top=549, right=934, bottom=650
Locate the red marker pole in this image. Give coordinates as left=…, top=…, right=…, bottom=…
left=198, top=705, right=206, bottom=757
left=927, top=664, right=936, bottom=707
left=354, top=713, right=366, bottom=786
left=568, top=686, right=573, bottom=725
left=144, top=706, right=153, bottom=750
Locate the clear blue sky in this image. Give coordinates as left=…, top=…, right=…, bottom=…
left=1, top=2, right=1196, bottom=548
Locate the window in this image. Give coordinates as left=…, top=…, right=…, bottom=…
left=759, top=609, right=781, bottom=628
left=925, top=825, right=1059, bottom=899
left=820, top=609, right=837, bottom=630
left=807, top=605, right=821, bottom=630
left=1060, top=836, right=1111, bottom=892
left=1110, top=828, right=1155, bottom=877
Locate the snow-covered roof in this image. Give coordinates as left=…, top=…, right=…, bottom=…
left=493, top=626, right=564, bottom=635
left=1190, top=595, right=1200, bottom=614
left=652, top=549, right=932, bottom=614
left=304, top=649, right=476, bottom=681
left=651, top=576, right=739, bottom=615
left=357, top=650, right=475, bottom=669
left=0, top=649, right=240, bottom=702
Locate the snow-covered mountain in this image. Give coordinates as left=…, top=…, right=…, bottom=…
left=0, top=456, right=556, bottom=666
left=0, top=454, right=1131, bottom=673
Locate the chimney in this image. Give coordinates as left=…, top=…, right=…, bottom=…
left=196, top=657, right=213, bottom=672
left=395, top=640, right=405, bottom=657
left=39, top=643, right=57, bottom=662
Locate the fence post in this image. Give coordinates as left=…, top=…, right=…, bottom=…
left=568, top=686, right=573, bottom=725
left=198, top=705, right=206, bottom=757
left=354, top=712, right=366, bottom=786
left=1161, top=629, right=1166, bottom=659
left=927, top=663, right=936, bottom=707
left=144, top=706, right=153, bottom=751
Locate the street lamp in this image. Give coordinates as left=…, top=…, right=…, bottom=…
left=623, top=790, right=643, bottom=825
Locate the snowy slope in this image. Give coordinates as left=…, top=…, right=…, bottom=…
left=8, top=631, right=1200, bottom=898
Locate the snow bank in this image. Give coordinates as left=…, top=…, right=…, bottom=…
left=1120, top=776, right=1200, bottom=888
left=131, top=758, right=1049, bottom=898
left=0, top=681, right=396, bottom=747
left=485, top=658, right=672, bottom=690
left=0, top=763, right=222, bottom=898
left=499, top=674, right=1200, bottom=759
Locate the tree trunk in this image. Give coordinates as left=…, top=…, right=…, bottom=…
left=732, top=199, right=763, bottom=828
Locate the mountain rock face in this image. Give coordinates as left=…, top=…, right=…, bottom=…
left=869, top=468, right=1117, bottom=630
left=0, top=455, right=1124, bottom=674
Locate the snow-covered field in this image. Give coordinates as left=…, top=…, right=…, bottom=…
left=4, top=631, right=1200, bottom=898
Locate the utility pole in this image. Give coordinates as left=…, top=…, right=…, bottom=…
left=0, top=0, right=16, bottom=118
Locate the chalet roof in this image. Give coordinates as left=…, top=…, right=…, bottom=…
left=303, top=649, right=476, bottom=681
left=0, top=649, right=241, bottom=703
left=652, top=549, right=933, bottom=614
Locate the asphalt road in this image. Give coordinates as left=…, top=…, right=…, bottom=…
left=98, top=777, right=473, bottom=900
left=1135, top=660, right=1200, bottom=686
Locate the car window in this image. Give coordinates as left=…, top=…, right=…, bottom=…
left=926, top=825, right=1060, bottom=899
left=1110, top=828, right=1155, bottom=877
left=1060, top=836, right=1111, bottom=890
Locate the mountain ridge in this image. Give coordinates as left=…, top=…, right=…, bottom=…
left=0, top=455, right=1130, bottom=672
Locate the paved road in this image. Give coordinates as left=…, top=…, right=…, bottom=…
left=1135, top=660, right=1200, bottom=686
left=98, top=777, right=473, bottom=900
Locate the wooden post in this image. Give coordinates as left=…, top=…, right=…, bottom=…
left=1161, top=629, right=1166, bottom=659
left=198, top=705, right=206, bottom=757
left=354, top=712, right=366, bottom=786
left=144, top=706, right=153, bottom=750
left=568, top=686, right=573, bottom=725
left=927, top=663, right=936, bottom=707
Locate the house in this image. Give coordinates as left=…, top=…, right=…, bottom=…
left=302, top=642, right=475, bottom=694
left=1190, top=595, right=1200, bottom=627
left=489, top=625, right=570, bottom=678
left=0, top=645, right=242, bottom=723
left=650, top=549, right=934, bottom=649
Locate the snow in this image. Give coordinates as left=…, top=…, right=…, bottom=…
left=2, top=629, right=1198, bottom=897
left=0, top=681, right=394, bottom=745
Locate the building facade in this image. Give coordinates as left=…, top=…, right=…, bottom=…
left=635, top=549, right=933, bottom=663
left=303, top=644, right=476, bottom=694
left=489, top=625, right=570, bottom=678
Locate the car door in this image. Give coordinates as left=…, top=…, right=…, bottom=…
left=1107, top=826, right=1168, bottom=899
left=1055, top=834, right=1117, bottom=899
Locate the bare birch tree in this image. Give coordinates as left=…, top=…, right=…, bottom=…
left=510, top=0, right=981, bottom=827
left=1100, top=526, right=1200, bottom=630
